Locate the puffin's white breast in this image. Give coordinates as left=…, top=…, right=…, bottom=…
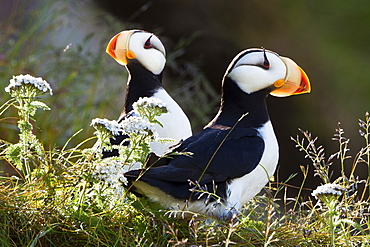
left=150, top=89, right=192, bottom=155
left=226, top=120, right=279, bottom=208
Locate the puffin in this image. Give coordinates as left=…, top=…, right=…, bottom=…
left=124, top=48, right=311, bottom=220
left=102, top=30, right=192, bottom=157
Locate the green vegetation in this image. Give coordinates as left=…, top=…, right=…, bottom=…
left=1, top=72, right=370, bottom=246
left=0, top=80, right=370, bottom=246
left=1, top=1, right=370, bottom=246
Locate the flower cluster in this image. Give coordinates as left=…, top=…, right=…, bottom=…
left=93, top=158, right=141, bottom=195
left=120, top=116, right=155, bottom=137
left=91, top=118, right=123, bottom=136
left=91, top=97, right=167, bottom=191
left=312, top=183, right=345, bottom=198
left=133, top=97, right=168, bottom=114
left=3, top=74, right=53, bottom=182
left=5, top=74, right=53, bottom=96
left=133, top=97, right=168, bottom=123
left=312, top=183, right=345, bottom=206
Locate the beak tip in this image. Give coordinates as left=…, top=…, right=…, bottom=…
left=270, top=56, right=311, bottom=97
left=106, top=34, right=119, bottom=60
left=105, top=31, right=133, bottom=65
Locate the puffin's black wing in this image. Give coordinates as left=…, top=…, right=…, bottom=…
left=125, top=127, right=264, bottom=200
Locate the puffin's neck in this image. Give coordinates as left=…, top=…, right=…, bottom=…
left=209, top=77, right=270, bottom=129
left=123, top=60, right=163, bottom=113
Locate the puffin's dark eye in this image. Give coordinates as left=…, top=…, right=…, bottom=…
left=144, top=36, right=153, bottom=49
left=262, top=49, right=270, bottom=69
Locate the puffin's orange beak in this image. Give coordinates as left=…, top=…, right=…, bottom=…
left=106, top=30, right=136, bottom=65
left=270, top=57, right=311, bottom=97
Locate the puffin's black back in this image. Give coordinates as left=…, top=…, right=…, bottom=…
left=124, top=77, right=269, bottom=201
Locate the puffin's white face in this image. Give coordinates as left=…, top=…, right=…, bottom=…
left=129, top=32, right=166, bottom=74
left=226, top=49, right=310, bottom=96
left=106, top=30, right=166, bottom=75
left=227, top=49, right=286, bottom=94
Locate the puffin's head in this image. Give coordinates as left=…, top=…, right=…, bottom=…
left=225, top=48, right=310, bottom=96
left=106, top=30, right=166, bottom=75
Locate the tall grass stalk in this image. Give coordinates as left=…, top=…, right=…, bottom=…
left=292, top=116, right=370, bottom=246
left=358, top=112, right=370, bottom=200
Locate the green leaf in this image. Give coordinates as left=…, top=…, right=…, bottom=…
left=30, top=100, right=51, bottom=110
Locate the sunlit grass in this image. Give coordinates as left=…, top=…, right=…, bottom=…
left=1, top=1, right=370, bottom=246
left=1, top=72, right=370, bottom=246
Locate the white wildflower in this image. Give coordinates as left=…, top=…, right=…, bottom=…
left=93, top=158, right=143, bottom=195
left=120, top=116, right=155, bottom=136
left=94, top=158, right=126, bottom=193
left=133, top=97, right=169, bottom=124
left=312, top=183, right=345, bottom=206
left=312, top=183, right=345, bottom=198
left=91, top=118, right=123, bottom=136
left=133, top=97, right=168, bottom=113
left=5, top=74, right=53, bottom=95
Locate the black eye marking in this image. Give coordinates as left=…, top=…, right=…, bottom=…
left=262, top=48, right=270, bottom=69
left=144, top=35, right=153, bottom=49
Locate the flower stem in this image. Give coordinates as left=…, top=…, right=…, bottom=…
left=366, top=114, right=370, bottom=200
left=20, top=97, right=32, bottom=182
left=329, top=212, right=335, bottom=247
left=327, top=201, right=337, bottom=247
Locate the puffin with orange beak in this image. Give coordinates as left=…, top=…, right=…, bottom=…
left=124, top=48, right=310, bottom=220
left=103, top=30, right=192, bottom=157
